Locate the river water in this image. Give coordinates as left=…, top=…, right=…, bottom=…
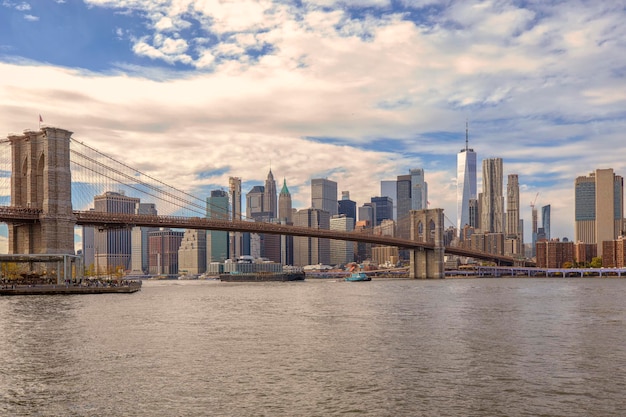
left=1, top=278, right=625, bottom=416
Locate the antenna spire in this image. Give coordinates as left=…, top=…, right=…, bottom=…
left=465, top=119, right=469, bottom=151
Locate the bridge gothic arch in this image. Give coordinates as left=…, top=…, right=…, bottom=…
left=409, top=209, right=444, bottom=279
left=8, top=127, right=75, bottom=254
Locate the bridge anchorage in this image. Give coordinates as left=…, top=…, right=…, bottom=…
left=0, top=126, right=524, bottom=281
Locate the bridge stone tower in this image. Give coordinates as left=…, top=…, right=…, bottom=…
left=8, top=127, right=75, bottom=254
left=409, top=208, right=444, bottom=279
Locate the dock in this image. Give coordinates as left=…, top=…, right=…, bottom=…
left=0, top=281, right=142, bottom=296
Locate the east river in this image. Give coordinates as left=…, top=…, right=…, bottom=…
left=1, top=278, right=625, bottom=416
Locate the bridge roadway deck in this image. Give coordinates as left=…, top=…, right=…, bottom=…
left=0, top=206, right=529, bottom=266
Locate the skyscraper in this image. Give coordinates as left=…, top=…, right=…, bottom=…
left=207, top=189, right=229, bottom=262
left=246, top=185, right=265, bottom=219
left=330, top=214, right=354, bottom=266
left=229, top=177, right=242, bottom=259
left=410, top=168, right=428, bottom=210
left=278, top=178, right=293, bottom=224
left=178, top=229, right=206, bottom=275
left=505, top=174, right=521, bottom=256
left=371, top=196, right=393, bottom=226
left=311, top=178, right=337, bottom=216
left=130, top=202, right=157, bottom=275
left=338, top=191, right=356, bottom=229
left=93, top=191, right=139, bottom=274
left=481, top=158, right=504, bottom=233
left=293, top=208, right=330, bottom=266
left=457, top=122, right=477, bottom=235
left=263, top=169, right=277, bottom=219
left=506, top=174, right=520, bottom=238
left=541, top=204, right=551, bottom=241
left=380, top=180, right=397, bottom=220
left=396, top=174, right=412, bottom=222
left=358, top=203, right=375, bottom=226
left=575, top=168, right=624, bottom=257
left=278, top=179, right=293, bottom=265
left=148, top=229, right=183, bottom=276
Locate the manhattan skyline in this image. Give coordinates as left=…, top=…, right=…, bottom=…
left=1, top=1, right=625, bottom=243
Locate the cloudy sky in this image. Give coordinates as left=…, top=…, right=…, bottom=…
left=1, top=0, right=625, bottom=246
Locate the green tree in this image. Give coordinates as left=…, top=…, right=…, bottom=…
left=590, top=257, right=603, bottom=268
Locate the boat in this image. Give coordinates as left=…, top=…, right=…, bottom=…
left=345, top=272, right=371, bottom=282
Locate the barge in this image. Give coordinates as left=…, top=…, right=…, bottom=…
left=219, top=272, right=305, bottom=282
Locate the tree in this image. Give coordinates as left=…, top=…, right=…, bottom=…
left=590, top=257, right=603, bottom=268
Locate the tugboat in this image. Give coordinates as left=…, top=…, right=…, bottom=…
left=345, top=272, right=371, bottom=282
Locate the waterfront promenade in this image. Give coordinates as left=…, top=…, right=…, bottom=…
left=0, top=280, right=142, bottom=295
left=446, top=266, right=626, bottom=278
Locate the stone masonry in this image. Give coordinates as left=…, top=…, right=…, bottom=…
left=409, top=208, right=445, bottom=279
left=8, top=127, right=75, bottom=254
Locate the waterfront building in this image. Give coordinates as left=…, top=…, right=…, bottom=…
left=536, top=239, right=574, bottom=268
left=380, top=180, right=397, bottom=220
left=130, top=203, right=158, bottom=275
left=178, top=229, right=207, bottom=275
left=480, top=158, right=504, bottom=234
left=609, top=237, right=626, bottom=268
left=574, top=241, right=597, bottom=265
left=457, top=122, right=477, bottom=235
left=148, top=229, right=184, bottom=276
left=410, top=168, right=428, bottom=211
left=82, top=222, right=95, bottom=272
left=575, top=169, right=624, bottom=257
left=93, top=191, right=139, bottom=274
left=338, top=191, right=357, bottom=229
left=371, top=196, right=393, bottom=227
left=311, top=178, right=338, bottom=216
left=293, top=208, right=330, bottom=266
left=330, top=214, right=354, bottom=266
left=371, top=246, right=399, bottom=267
left=229, top=177, right=242, bottom=259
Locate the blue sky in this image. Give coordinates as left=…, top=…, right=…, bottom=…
left=1, top=0, right=626, bottom=247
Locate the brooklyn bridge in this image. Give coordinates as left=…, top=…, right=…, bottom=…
left=0, top=126, right=529, bottom=280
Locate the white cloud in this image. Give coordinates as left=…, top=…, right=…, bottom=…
left=15, top=2, right=30, bottom=11
left=2, top=0, right=626, bottom=243
left=23, top=13, right=38, bottom=21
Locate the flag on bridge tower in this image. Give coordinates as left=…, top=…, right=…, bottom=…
left=39, top=114, right=43, bottom=128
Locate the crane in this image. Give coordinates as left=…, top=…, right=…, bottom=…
left=530, top=192, right=539, bottom=234
left=530, top=192, right=539, bottom=210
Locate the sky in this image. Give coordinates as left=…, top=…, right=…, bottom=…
left=1, top=0, right=625, bottom=249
